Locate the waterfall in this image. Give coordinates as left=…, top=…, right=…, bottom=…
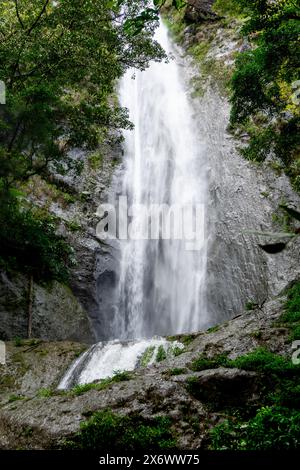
left=115, top=22, right=208, bottom=340
left=59, top=22, right=208, bottom=388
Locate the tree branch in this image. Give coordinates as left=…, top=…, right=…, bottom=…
left=27, top=0, right=50, bottom=36
left=14, top=0, right=25, bottom=29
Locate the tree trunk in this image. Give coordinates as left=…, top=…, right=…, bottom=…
left=27, top=275, right=34, bottom=339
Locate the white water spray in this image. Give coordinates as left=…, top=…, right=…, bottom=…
left=116, top=22, right=208, bottom=340
left=59, top=22, right=208, bottom=388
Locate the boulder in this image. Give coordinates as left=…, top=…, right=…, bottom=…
left=186, top=368, right=259, bottom=409
left=184, top=0, right=219, bottom=23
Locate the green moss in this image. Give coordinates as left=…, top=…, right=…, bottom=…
left=37, top=388, right=53, bottom=398
left=290, top=325, right=300, bottom=342
left=14, top=337, right=24, bottom=347
left=8, top=394, right=25, bottom=403
left=167, top=334, right=195, bottom=346
left=207, top=325, right=220, bottom=334
left=70, top=371, right=132, bottom=397
left=161, top=3, right=186, bottom=43
left=276, top=282, right=300, bottom=342
left=181, top=335, right=196, bottom=346
left=156, top=345, right=167, bottom=362
left=0, top=374, right=15, bottom=390
left=63, top=410, right=176, bottom=451
left=249, top=331, right=263, bottom=340
left=88, top=151, right=103, bottom=170
left=212, top=0, right=247, bottom=19
left=245, top=301, right=258, bottom=311
left=66, top=220, right=82, bottom=233
left=191, top=353, right=230, bottom=372
left=168, top=368, right=187, bottom=376
left=140, top=346, right=155, bottom=367
left=172, top=345, right=186, bottom=356
left=229, top=348, right=296, bottom=373
left=191, top=347, right=300, bottom=374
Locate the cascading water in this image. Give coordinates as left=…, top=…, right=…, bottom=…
left=59, top=21, right=208, bottom=388
left=115, top=22, right=208, bottom=340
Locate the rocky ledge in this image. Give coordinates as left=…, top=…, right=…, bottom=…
left=0, top=283, right=299, bottom=450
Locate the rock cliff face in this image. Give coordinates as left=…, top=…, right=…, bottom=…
left=195, top=87, right=300, bottom=324
left=0, top=292, right=294, bottom=450
left=185, top=0, right=219, bottom=23
left=0, top=136, right=121, bottom=343
left=1, top=0, right=299, bottom=344
left=166, top=2, right=300, bottom=325
left=0, top=271, right=93, bottom=343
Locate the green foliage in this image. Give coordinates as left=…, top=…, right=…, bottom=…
left=172, top=346, right=186, bottom=356
left=190, top=347, right=300, bottom=375
left=88, top=152, right=103, bottom=171
left=66, top=220, right=82, bottom=233
left=156, top=345, right=167, bottom=362
left=140, top=346, right=155, bottom=367
left=212, top=0, right=248, bottom=18
left=250, top=330, right=263, bottom=340
left=0, top=193, right=73, bottom=282
left=229, top=347, right=296, bottom=372
left=8, top=394, right=25, bottom=403
left=207, top=325, right=220, bottom=334
left=64, top=410, right=176, bottom=451
left=277, top=282, right=300, bottom=342
left=284, top=282, right=300, bottom=322
left=206, top=342, right=300, bottom=449
left=71, top=371, right=132, bottom=396
left=245, top=301, right=258, bottom=311
left=14, top=337, right=24, bottom=347
left=168, top=367, right=187, bottom=376
left=180, top=335, right=196, bottom=346
left=0, top=1, right=166, bottom=185
left=0, top=1, right=168, bottom=282
left=37, top=388, right=53, bottom=398
left=191, top=353, right=229, bottom=372
left=211, top=406, right=300, bottom=450
left=230, top=0, right=300, bottom=190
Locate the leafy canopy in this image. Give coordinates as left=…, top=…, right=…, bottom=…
left=0, top=0, right=167, bottom=185
left=230, top=0, right=300, bottom=190
left=0, top=1, right=169, bottom=281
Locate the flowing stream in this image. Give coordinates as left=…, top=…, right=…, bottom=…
left=59, top=22, right=208, bottom=388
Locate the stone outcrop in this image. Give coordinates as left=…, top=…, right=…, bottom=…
left=0, top=271, right=94, bottom=343
left=185, top=0, right=219, bottom=23
left=0, top=293, right=295, bottom=449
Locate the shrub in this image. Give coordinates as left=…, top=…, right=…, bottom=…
left=0, top=194, right=73, bottom=283
left=191, top=353, right=229, bottom=372
left=229, top=348, right=296, bottom=373
left=277, top=282, right=300, bottom=342
left=156, top=345, right=167, bottom=362
left=211, top=406, right=300, bottom=450
left=37, top=388, right=53, bottom=398
left=64, top=410, right=176, bottom=451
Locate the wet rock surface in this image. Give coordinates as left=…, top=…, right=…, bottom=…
left=0, top=271, right=93, bottom=343
left=185, top=0, right=219, bottom=23
left=0, top=293, right=295, bottom=449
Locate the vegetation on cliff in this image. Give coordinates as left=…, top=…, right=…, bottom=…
left=164, top=0, right=300, bottom=192
left=0, top=1, right=167, bottom=282
left=229, top=0, right=300, bottom=192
